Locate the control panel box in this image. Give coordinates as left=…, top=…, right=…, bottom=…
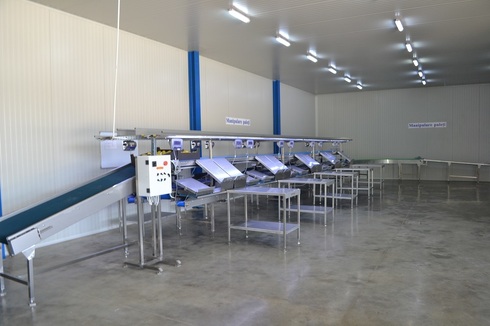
left=136, top=155, right=172, bottom=196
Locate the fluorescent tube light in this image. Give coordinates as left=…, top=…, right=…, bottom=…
left=228, top=6, right=250, bottom=23
left=395, top=18, right=404, bottom=32
left=327, top=66, right=337, bottom=74
left=412, top=58, right=419, bottom=67
left=405, top=42, right=413, bottom=53
left=421, top=79, right=427, bottom=85
left=306, top=52, right=318, bottom=63
left=418, top=70, right=424, bottom=78
left=356, top=83, right=363, bottom=90
left=276, top=34, right=290, bottom=47
left=344, top=75, right=352, bottom=83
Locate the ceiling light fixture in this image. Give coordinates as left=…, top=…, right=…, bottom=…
left=405, top=42, right=413, bottom=53
left=356, top=83, right=363, bottom=90
left=306, top=52, right=318, bottom=63
left=276, top=33, right=291, bottom=47
left=421, top=79, right=427, bottom=85
left=394, top=18, right=404, bottom=32
left=418, top=70, right=424, bottom=78
left=327, top=66, right=337, bottom=74
left=412, top=58, right=419, bottom=67
left=228, top=5, right=250, bottom=23
left=344, top=75, right=352, bottom=83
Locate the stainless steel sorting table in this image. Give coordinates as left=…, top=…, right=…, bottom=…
left=277, top=178, right=335, bottom=226
left=227, top=187, right=301, bottom=251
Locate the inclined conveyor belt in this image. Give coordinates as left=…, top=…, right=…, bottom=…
left=0, top=163, right=135, bottom=255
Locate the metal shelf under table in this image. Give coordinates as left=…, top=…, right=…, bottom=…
left=277, top=178, right=335, bottom=226
left=314, top=171, right=359, bottom=207
left=227, top=187, right=300, bottom=251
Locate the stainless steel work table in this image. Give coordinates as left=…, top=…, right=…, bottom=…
left=337, top=167, right=374, bottom=197
left=277, top=178, right=335, bottom=226
left=314, top=171, right=359, bottom=207
left=351, top=164, right=385, bottom=190
left=227, top=187, right=301, bottom=251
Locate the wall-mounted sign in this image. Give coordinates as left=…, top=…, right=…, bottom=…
left=226, top=117, right=251, bottom=126
left=408, top=122, right=447, bottom=129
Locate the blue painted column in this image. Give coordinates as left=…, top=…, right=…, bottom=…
left=273, top=80, right=281, bottom=154
left=188, top=51, right=201, bottom=131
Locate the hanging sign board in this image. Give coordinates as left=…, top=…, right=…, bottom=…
left=408, top=122, right=447, bottom=129
left=226, top=117, right=251, bottom=127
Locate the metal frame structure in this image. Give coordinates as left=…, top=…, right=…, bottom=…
left=423, top=159, right=490, bottom=183
left=314, top=171, right=359, bottom=208
left=278, top=178, right=335, bottom=226
left=227, top=187, right=301, bottom=252
left=1, top=129, right=351, bottom=307
left=103, top=128, right=352, bottom=145
left=113, top=128, right=352, bottom=240
left=0, top=165, right=135, bottom=306
left=352, top=158, right=489, bottom=182
left=351, top=164, right=385, bottom=190
left=337, top=167, right=374, bottom=198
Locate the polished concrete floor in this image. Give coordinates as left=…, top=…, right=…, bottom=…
left=1, top=181, right=490, bottom=325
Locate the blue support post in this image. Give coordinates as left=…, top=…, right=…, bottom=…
left=188, top=51, right=201, bottom=131
left=273, top=80, right=281, bottom=154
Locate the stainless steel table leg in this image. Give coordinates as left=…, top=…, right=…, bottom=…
left=176, top=206, right=182, bottom=235
left=283, top=195, right=287, bottom=252
left=24, top=247, right=36, bottom=307
left=297, top=193, right=301, bottom=245
left=137, top=196, right=145, bottom=266
left=323, top=183, right=327, bottom=226
left=245, top=195, right=249, bottom=239
left=151, top=204, right=157, bottom=257
left=157, top=200, right=163, bottom=260
left=211, top=203, right=215, bottom=233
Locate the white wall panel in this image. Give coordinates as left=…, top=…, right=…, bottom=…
left=450, top=85, right=480, bottom=162
left=0, top=0, right=55, bottom=212
left=426, top=87, right=452, bottom=160
left=281, top=84, right=314, bottom=136
left=104, top=31, right=189, bottom=131
left=200, top=57, right=273, bottom=156
left=49, top=11, right=107, bottom=187
left=479, top=85, right=490, bottom=162
left=0, top=0, right=189, bottom=245
left=316, top=84, right=490, bottom=181
left=316, top=94, right=358, bottom=155
left=281, top=84, right=315, bottom=153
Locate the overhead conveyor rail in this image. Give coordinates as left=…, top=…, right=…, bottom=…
left=0, top=163, right=136, bottom=306
left=105, top=128, right=353, bottom=145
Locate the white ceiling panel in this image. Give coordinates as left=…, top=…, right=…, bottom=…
left=29, top=0, right=490, bottom=94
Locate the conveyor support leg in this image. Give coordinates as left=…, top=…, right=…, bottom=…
left=23, top=247, right=36, bottom=307
left=0, top=253, right=5, bottom=296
